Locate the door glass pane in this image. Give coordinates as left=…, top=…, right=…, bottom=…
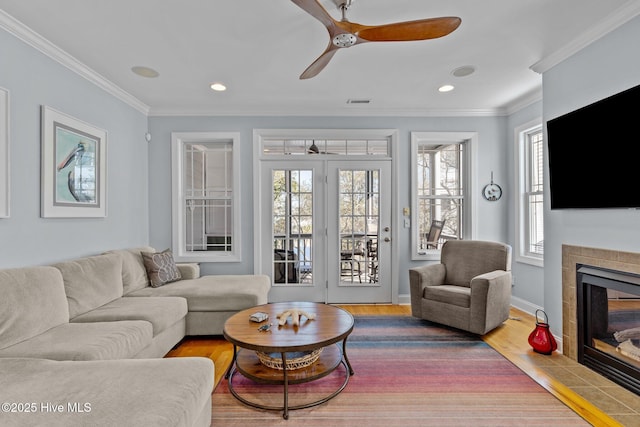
left=272, top=170, right=313, bottom=284
left=339, top=169, right=380, bottom=285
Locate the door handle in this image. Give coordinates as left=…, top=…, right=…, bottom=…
left=384, top=227, right=390, bottom=232
left=384, top=237, right=391, bottom=242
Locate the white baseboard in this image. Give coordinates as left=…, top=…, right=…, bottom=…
left=510, top=296, right=543, bottom=316
left=398, top=294, right=411, bottom=305
left=397, top=294, right=563, bottom=352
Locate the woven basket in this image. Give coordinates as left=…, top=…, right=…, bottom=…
left=256, top=349, right=322, bottom=370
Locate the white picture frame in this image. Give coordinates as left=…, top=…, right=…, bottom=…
left=41, top=106, right=107, bottom=218
left=0, top=87, right=9, bottom=218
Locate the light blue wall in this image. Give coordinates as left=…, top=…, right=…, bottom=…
left=0, top=28, right=149, bottom=268
left=506, top=100, right=545, bottom=309
left=542, top=16, right=640, bottom=335
left=148, top=115, right=509, bottom=299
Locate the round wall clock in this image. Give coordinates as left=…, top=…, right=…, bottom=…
left=482, top=173, right=502, bottom=201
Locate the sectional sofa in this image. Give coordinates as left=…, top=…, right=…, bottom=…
left=0, top=247, right=271, bottom=427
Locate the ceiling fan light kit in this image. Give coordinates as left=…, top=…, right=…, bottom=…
left=290, top=0, right=461, bottom=79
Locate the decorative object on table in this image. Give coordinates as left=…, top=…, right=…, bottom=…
left=0, top=87, right=9, bottom=218
left=41, top=106, right=107, bottom=218
left=256, top=349, right=322, bottom=370
left=482, top=171, right=502, bottom=201
left=528, top=309, right=557, bottom=355
left=276, top=309, right=316, bottom=326
left=257, top=323, right=272, bottom=332
left=250, top=312, right=269, bottom=323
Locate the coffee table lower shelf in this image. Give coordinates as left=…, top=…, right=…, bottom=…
left=227, top=344, right=351, bottom=419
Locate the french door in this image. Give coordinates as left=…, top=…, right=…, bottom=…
left=260, top=160, right=391, bottom=303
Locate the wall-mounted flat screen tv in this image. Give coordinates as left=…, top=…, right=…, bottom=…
left=546, top=83, right=640, bottom=209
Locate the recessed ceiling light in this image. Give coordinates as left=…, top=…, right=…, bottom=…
left=438, top=84, right=455, bottom=93
left=210, top=83, right=227, bottom=92
left=131, top=66, right=159, bottom=78
left=452, top=65, right=476, bottom=77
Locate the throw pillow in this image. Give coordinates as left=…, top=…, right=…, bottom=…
left=141, top=249, right=182, bottom=287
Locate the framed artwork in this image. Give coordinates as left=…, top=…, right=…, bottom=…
left=41, top=106, right=107, bottom=218
left=0, top=87, right=8, bottom=218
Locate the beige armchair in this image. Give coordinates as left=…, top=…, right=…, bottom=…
left=409, top=240, right=512, bottom=335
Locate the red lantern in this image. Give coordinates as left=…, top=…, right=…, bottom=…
left=528, top=309, right=557, bottom=355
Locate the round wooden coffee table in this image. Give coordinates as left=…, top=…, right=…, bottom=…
left=223, top=302, right=354, bottom=419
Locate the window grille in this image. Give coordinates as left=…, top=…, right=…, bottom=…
left=172, top=133, right=240, bottom=262
left=415, top=143, right=465, bottom=253
left=525, top=128, right=544, bottom=256
left=262, top=138, right=389, bottom=156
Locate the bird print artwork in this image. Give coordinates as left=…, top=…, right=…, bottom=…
left=54, top=129, right=98, bottom=205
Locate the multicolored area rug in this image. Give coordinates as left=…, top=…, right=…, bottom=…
left=212, top=316, right=589, bottom=426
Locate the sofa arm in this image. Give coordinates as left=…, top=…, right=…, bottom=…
left=469, top=270, right=512, bottom=334
left=409, top=263, right=446, bottom=317
left=176, top=263, right=200, bottom=279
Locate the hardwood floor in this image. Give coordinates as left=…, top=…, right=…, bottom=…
left=166, top=305, right=639, bottom=427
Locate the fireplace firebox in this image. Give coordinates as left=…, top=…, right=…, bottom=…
left=577, top=265, right=640, bottom=395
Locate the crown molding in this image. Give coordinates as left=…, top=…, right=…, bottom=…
left=0, top=10, right=150, bottom=115
left=148, top=106, right=507, bottom=118
left=531, top=0, right=640, bottom=74
left=504, top=87, right=543, bottom=116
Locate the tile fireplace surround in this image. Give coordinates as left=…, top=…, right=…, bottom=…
left=561, top=244, right=640, bottom=361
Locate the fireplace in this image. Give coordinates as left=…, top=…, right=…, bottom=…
left=576, top=265, right=640, bottom=395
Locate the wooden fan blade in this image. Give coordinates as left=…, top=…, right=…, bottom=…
left=356, top=17, right=461, bottom=42
left=300, top=44, right=340, bottom=79
left=290, top=0, right=336, bottom=28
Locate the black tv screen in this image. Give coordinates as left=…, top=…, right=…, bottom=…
left=546, top=83, right=640, bottom=209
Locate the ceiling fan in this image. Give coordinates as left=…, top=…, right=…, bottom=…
left=289, top=0, right=462, bottom=79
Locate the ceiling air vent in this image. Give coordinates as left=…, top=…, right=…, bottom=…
left=346, top=99, right=371, bottom=104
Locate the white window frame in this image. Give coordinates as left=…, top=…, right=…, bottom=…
left=514, top=119, right=544, bottom=267
left=171, top=132, right=241, bottom=262
left=411, top=132, right=477, bottom=260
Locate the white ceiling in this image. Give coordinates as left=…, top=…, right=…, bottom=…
left=1, top=0, right=639, bottom=116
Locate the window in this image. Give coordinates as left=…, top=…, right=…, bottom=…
left=515, top=121, right=544, bottom=265
left=262, top=138, right=389, bottom=156
left=411, top=132, right=475, bottom=260
left=272, top=169, right=314, bottom=284
left=171, top=132, right=241, bottom=262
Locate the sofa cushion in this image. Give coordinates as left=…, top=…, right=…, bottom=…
left=0, top=266, right=69, bottom=350
left=105, top=246, right=154, bottom=294
left=142, top=249, right=182, bottom=287
left=53, top=253, right=124, bottom=319
left=0, top=357, right=214, bottom=427
left=127, top=275, right=271, bottom=311
left=0, top=321, right=152, bottom=361
left=71, top=297, right=188, bottom=336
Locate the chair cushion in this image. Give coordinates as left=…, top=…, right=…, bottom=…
left=71, top=297, right=188, bottom=336
left=441, top=240, right=511, bottom=287
left=423, top=285, right=471, bottom=308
